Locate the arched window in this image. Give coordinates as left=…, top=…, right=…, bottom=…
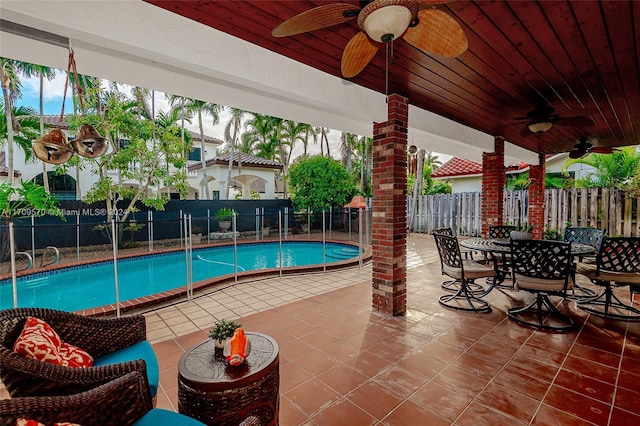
left=33, top=172, right=77, bottom=200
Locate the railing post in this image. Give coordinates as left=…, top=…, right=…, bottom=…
left=10, top=222, right=18, bottom=308
left=111, top=218, right=120, bottom=318
left=233, top=210, right=238, bottom=283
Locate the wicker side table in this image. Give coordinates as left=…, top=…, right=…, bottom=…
left=178, top=332, right=279, bottom=426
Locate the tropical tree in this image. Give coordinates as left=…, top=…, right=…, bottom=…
left=288, top=155, right=357, bottom=210
left=279, top=119, right=306, bottom=198
left=18, top=63, right=57, bottom=193
left=0, top=58, right=27, bottom=187
left=0, top=105, right=40, bottom=162
left=564, top=147, right=640, bottom=188
left=242, top=113, right=279, bottom=159
left=223, top=107, right=248, bottom=199
left=300, top=124, right=317, bottom=156
left=182, top=99, right=221, bottom=199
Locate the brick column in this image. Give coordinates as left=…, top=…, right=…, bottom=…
left=528, top=154, right=545, bottom=239
left=371, top=94, right=407, bottom=316
left=481, top=137, right=505, bottom=237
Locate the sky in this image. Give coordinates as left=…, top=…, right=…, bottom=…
left=15, top=70, right=452, bottom=165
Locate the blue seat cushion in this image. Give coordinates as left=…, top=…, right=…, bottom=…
left=93, top=340, right=159, bottom=397
left=133, top=408, right=206, bottom=426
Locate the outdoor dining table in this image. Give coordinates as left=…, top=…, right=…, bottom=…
left=459, top=237, right=598, bottom=297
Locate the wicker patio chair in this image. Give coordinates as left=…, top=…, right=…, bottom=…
left=508, top=239, right=575, bottom=331
left=433, top=232, right=496, bottom=313
left=0, top=308, right=158, bottom=399
left=0, top=371, right=207, bottom=426
left=576, top=237, right=640, bottom=321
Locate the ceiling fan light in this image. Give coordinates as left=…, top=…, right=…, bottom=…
left=363, top=5, right=412, bottom=42
left=528, top=121, right=553, bottom=133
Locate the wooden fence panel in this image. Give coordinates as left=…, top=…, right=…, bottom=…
left=408, top=187, right=637, bottom=237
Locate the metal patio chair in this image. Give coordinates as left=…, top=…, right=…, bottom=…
left=433, top=232, right=496, bottom=313
left=508, top=239, right=575, bottom=331
left=576, top=237, right=640, bottom=321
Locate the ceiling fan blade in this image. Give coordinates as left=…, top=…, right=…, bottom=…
left=569, top=149, right=586, bottom=159
left=403, top=9, right=468, bottom=57
left=272, top=3, right=360, bottom=37
left=341, top=31, right=379, bottom=78
left=553, top=116, right=594, bottom=128
left=417, top=0, right=453, bottom=8
left=590, top=147, right=614, bottom=154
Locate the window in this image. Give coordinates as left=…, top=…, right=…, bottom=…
left=188, top=148, right=201, bottom=161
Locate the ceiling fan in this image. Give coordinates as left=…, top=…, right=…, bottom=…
left=569, top=136, right=615, bottom=159
left=514, top=102, right=595, bottom=137
left=272, top=0, right=468, bottom=78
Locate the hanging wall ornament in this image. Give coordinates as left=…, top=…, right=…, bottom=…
left=71, top=124, right=107, bottom=158
left=32, top=48, right=108, bottom=164
left=32, top=128, right=74, bottom=164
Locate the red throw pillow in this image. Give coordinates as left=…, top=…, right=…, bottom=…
left=13, top=317, right=93, bottom=368
left=16, top=419, right=81, bottom=426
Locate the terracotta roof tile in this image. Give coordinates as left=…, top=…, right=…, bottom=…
left=188, top=152, right=282, bottom=171
left=431, top=157, right=483, bottom=178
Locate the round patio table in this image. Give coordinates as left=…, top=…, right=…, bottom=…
left=178, top=332, right=279, bottom=426
left=460, top=237, right=597, bottom=297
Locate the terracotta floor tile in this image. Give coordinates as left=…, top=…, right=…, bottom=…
left=431, top=365, right=490, bottom=398
left=465, top=340, right=518, bottom=365
left=617, top=370, right=640, bottom=392
left=492, top=368, right=551, bottom=401
left=409, top=380, right=474, bottom=422
left=371, top=365, right=428, bottom=398
left=380, top=400, right=450, bottom=426
left=569, top=343, right=622, bottom=369
left=283, top=378, right=341, bottom=417
left=517, top=343, right=567, bottom=368
left=346, top=380, right=403, bottom=421
left=562, top=355, right=619, bottom=385
left=609, top=408, right=640, bottom=426
left=343, top=350, right=390, bottom=378
left=526, top=330, right=578, bottom=353
left=506, top=353, right=561, bottom=383
left=554, top=368, right=615, bottom=404
left=280, top=363, right=313, bottom=393
left=531, top=403, right=598, bottom=426
left=543, top=385, right=611, bottom=425
left=316, top=364, right=369, bottom=396
left=447, top=352, right=502, bottom=381
left=310, top=399, right=376, bottom=426
left=614, top=385, right=640, bottom=415
left=394, top=349, right=447, bottom=380
left=293, top=349, right=340, bottom=376
left=475, top=382, right=540, bottom=423
left=455, top=401, right=527, bottom=426
left=279, top=396, right=308, bottom=426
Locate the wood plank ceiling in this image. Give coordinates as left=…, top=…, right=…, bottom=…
left=145, top=0, right=639, bottom=156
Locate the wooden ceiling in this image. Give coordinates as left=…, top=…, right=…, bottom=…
left=145, top=0, right=639, bottom=156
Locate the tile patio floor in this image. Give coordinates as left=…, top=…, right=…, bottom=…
left=145, top=234, right=640, bottom=425
left=2, top=234, right=639, bottom=425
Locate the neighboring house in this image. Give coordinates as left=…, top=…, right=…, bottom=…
left=431, top=154, right=597, bottom=193
left=3, top=116, right=281, bottom=200
left=187, top=152, right=284, bottom=199
left=430, top=157, right=483, bottom=193
left=0, top=152, right=22, bottom=181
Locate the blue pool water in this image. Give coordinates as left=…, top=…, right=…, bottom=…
left=0, top=242, right=361, bottom=312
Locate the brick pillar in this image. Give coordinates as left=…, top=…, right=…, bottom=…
left=528, top=154, right=545, bottom=240
left=371, top=94, right=407, bottom=316
left=481, top=137, right=505, bottom=237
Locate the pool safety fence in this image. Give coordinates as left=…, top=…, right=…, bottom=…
left=0, top=208, right=371, bottom=315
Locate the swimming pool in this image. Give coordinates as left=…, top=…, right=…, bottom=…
left=0, top=241, right=362, bottom=312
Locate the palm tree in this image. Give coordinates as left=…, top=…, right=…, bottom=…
left=0, top=58, right=26, bottom=187
left=565, top=147, right=640, bottom=188
left=0, top=105, right=40, bottom=160
left=314, top=126, right=331, bottom=157
left=182, top=100, right=221, bottom=199
left=279, top=120, right=306, bottom=198
left=339, top=132, right=359, bottom=174
left=242, top=113, right=278, bottom=159
left=223, top=107, right=247, bottom=199
left=300, top=123, right=315, bottom=156
left=19, top=64, right=56, bottom=192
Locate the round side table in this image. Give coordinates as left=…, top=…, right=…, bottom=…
left=178, top=332, right=279, bottom=426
